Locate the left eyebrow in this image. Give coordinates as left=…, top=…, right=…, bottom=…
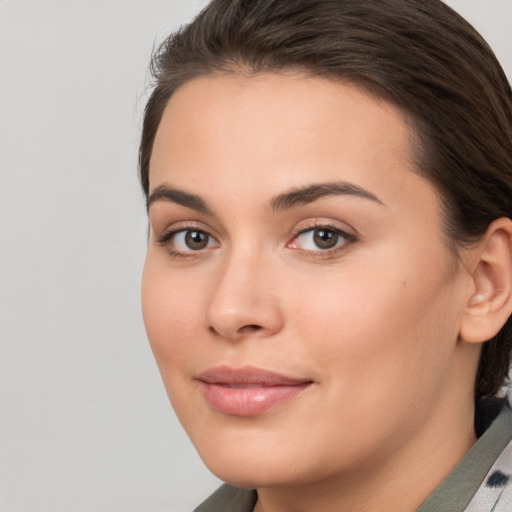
left=269, top=181, right=385, bottom=212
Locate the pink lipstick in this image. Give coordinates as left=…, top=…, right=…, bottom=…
left=197, top=366, right=313, bottom=416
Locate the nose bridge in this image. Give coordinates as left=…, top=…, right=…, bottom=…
left=205, top=244, right=282, bottom=340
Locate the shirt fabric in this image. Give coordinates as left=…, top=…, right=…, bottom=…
left=194, top=398, right=512, bottom=512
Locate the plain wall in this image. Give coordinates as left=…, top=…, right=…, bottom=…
left=1, top=1, right=511, bottom=511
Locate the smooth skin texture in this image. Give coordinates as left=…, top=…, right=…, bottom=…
left=142, top=73, right=512, bottom=512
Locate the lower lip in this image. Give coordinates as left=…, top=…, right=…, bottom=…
left=200, top=382, right=312, bottom=416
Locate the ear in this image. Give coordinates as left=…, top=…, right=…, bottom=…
left=459, top=218, right=512, bottom=343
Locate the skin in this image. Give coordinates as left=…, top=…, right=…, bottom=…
left=142, top=72, right=484, bottom=512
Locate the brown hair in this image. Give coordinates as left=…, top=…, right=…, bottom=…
left=139, top=0, right=512, bottom=399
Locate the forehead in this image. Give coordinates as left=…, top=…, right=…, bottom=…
left=149, top=72, right=437, bottom=219
left=152, top=72, right=414, bottom=162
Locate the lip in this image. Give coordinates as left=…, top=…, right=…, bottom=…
left=196, top=366, right=314, bottom=416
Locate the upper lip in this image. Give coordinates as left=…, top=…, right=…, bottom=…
left=196, top=365, right=313, bottom=387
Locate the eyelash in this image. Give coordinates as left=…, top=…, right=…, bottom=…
left=156, top=222, right=357, bottom=258
left=290, top=223, right=357, bottom=256
left=157, top=224, right=217, bottom=258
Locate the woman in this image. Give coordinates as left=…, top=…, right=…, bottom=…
left=139, top=1, right=512, bottom=510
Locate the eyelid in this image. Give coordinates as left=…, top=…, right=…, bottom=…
left=155, top=220, right=213, bottom=242
left=154, top=219, right=356, bottom=258
left=156, top=222, right=220, bottom=257
left=293, top=217, right=356, bottom=236
left=287, top=221, right=357, bottom=253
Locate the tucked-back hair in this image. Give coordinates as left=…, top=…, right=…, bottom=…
left=139, top=0, right=512, bottom=399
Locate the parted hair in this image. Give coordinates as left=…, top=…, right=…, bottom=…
left=139, top=0, right=512, bottom=400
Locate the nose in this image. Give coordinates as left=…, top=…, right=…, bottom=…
left=205, top=252, right=284, bottom=341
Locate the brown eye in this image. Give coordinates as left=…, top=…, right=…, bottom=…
left=288, top=225, right=355, bottom=253
left=161, top=228, right=219, bottom=254
left=313, top=229, right=339, bottom=249
left=184, top=230, right=210, bottom=250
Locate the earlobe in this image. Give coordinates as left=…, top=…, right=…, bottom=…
left=459, top=218, right=512, bottom=344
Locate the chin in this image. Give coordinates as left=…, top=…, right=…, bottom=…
left=204, top=460, right=294, bottom=490
left=197, top=442, right=285, bottom=487
left=193, top=433, right=326, bottom=490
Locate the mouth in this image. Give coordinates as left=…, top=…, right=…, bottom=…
left=196, top=366, right=314, bottom=416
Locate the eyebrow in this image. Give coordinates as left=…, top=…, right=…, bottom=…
left=146, top=185, right=212, bottom=213
left=269, top=181, right=384, bottom=211
left=146, top=180, right=384, bottom=214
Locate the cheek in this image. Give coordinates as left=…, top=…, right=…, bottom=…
left=288, top=251, right=460, bottom=397
left=141, top=259, right=204, bottom=370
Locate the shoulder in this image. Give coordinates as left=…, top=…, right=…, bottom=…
left=194, top=484, right=257, bottom=512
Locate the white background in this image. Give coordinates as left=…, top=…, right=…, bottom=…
left=1, top=1, right=511, bottom=511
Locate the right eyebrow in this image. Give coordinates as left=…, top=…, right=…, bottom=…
left=146, top=185, right=212, bottom=214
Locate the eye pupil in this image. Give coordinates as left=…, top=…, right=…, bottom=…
left=185, top=230, right=209, bottom=250
left=313, top=229, right=339, bottom=249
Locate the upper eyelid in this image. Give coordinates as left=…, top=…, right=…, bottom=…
left=291, top=226, right=356, bottom=243
left=154, top=220, right=215, bottom=239
left=158, top=226, right=217, bottom=244
left=296, top=225, right=350, bottom=236
left=292, top=219, right=357, bottom=238
left=154, top=219, right=357, bottom=245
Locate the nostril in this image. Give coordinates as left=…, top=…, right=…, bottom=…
left=241, top=324, right=262, bottom=332
left=207, top=323, right=264, bottom=339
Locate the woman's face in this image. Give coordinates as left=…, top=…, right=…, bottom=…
left=142, top=73, right=477, bottom=488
